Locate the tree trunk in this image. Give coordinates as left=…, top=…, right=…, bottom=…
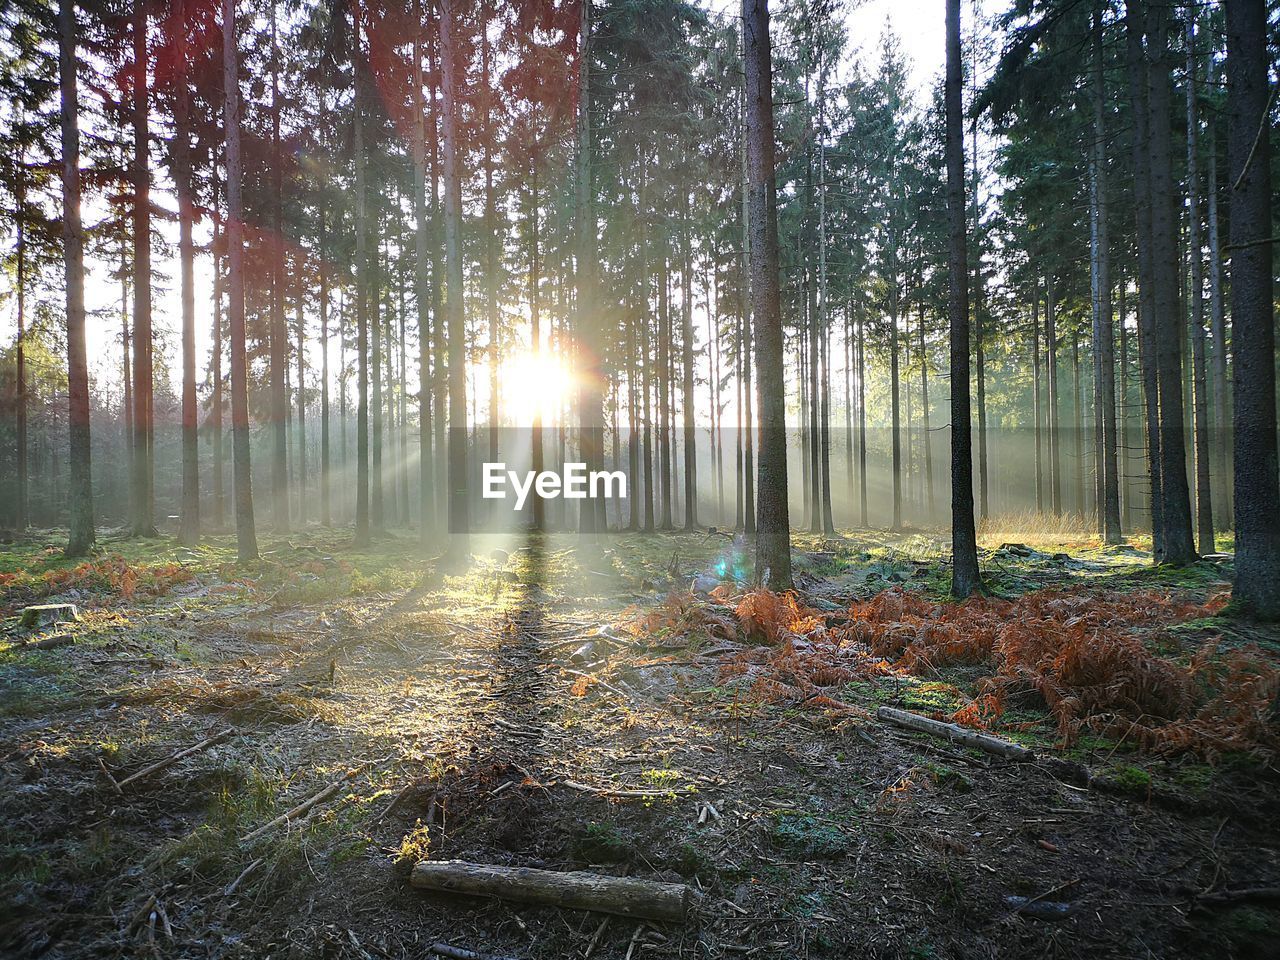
left=1046, top=278, right=1061, bottom=516
left=681, top=210, right=697, bottom=530
left=223, top=0, right=257, bottom=562
left=296, top=279, right=308, bottom=527
left=440, top=0, right=470, bottom=556
left=131, top=2, right=156, bottom=538
left=946, top=0, right=980, bottom=597
left=1185, top=12, right=1213, bottom=553
left=1032, top=294, right=1043, bottom=512
left=173, top=0, right=199, bottom=546
left=60, top=0, right=94, bottom=558
left=743, top=0, right=790, bottom=588
left=1226, top=0, right=1280, bottom=617
left=269, top=1, right=289, bottom=532
left=212, top=191, right=226, bottom=530
left=353, top=0, right=371, bottom=547
left=1124, top=0, right=1163, bottom=555
left=1144, top=2, right=1197, bottom=564
left=1206, top=138, right=1230, bottom=527
left=1090, top=2, right=1121, bottom=544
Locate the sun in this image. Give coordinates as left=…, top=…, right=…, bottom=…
left=497, top=348, right=575, bottom=427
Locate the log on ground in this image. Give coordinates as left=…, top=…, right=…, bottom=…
left=876, top=706, right=1034, bottom=761
left=410, top=860, right=696, bottom=922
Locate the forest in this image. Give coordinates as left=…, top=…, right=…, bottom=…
left=1, top=0, right=1279, bottom=956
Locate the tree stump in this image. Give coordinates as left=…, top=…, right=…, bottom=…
left=19, top=604, right=80, bottom=631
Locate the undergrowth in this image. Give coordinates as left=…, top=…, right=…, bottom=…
left=637, top=585, right=1279, bottom=761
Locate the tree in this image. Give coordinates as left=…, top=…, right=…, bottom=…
left=946, top=0, right=979, bottom=598
left=224, top=0, right=257, bottom=563
left=1225, top=0, right=1279, bottom=618
left=743, top=0, right=790, bottom=589
left=131, top=1, right=157, bottom=538
left=173, top=0, right=199, bottom=546
left=59, top=0, right=93, bottom=558
left=440, top=0, right=470, bottom=561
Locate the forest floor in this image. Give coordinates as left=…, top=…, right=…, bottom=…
left=2, top=521, right=1279, bottom=959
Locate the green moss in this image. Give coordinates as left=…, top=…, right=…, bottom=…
left=770, top=812, right=850, bottom=858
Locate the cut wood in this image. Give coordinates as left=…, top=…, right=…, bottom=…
left=114, top=729, right=235, bottom=790
left=876, top=706, right=1034, bottom=761
left=22, top=633, right=75, bottom=650
left=560, top=778, right=696, bottom=799
left=410, top=860, right=696, bottom=922
left=20, top=603, right=79, bottom=630
left=241, top=778, right=346, bottom=843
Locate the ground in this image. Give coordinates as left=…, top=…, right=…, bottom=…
left=1, top=523, right=1278, bottom=959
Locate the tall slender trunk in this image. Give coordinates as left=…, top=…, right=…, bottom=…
left=1046, top=277, right=1061, bottom=515
left=269, top=1, right=289, bottom=531
left=919, top=301, right=934, bottom=519
left=320, top=210, right=331, bottom=526
left=174, top=0, right=199, bottom=546
left=1119, top=280, right=1131, bottom=529
left=353, top=0, right=371, bottom=546
left=1145, top=2, right=1197, bottom=563
left=482, top=13, right=499, bottom=472
left=1125, top=0, right=1163, bottom=554
left=296, top=278, right=308, bottom=527
left=681, top=209, right=697, bottom=529
left=743, top=0, right=790, bottom=587
left=889, top=242, right=902, bottom=530
left=131, top=2, right=156, bottom=537
left=1032, top=294, right=1043, bottom=512
left=411, top=0, right=433, bottom=539
left=372, top=242, right=384, bottom=529
left=223, top=0, right=257, bottom=561
left=1185, top=11, right=1213, bottom=552
left=440, top=0, right=470, bottom=554
left=856, top=311, right=867, bottom=526
left=1090, top=2, right=1121, bottom=543
left=60, top=0, right=94, bottom=557
left=946, top=0, right=980, bottom=596
left=1226, top=0, right=1280, bottom=616
left=212, top=191, right=226, bottom=530
left=1206, top=138, right=1230, bottom=527
left=14, top=156, right=28, bottom=530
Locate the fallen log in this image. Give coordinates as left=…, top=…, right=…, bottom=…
left=876, top=706, right=1034, bottom=761
left=410, top=860, right=696, bottom=922
left=114, top=729, right=235, bottom=791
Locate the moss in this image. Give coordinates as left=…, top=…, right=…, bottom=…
left=770, top=812, right=850, bottom=858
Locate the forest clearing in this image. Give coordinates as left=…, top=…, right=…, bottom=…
left=2, top=525, right=1279, bottom=958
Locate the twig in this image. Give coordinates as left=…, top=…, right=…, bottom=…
left=114, top=729, right=235, bottom=791
left=583, top=916, right=610, bottom=958
left=241, top=778, right=347, bottom=843
left=224, top=858, right=263, bottom=896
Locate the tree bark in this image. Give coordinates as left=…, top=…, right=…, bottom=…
left=223, top=0, right=257, bottom=562
left=1225, top=0, right=1280, bottom=617
left=174, top=0, right=199, bottom=546
left=1144, top=2, right=1196, bottom=564
left=946, top=0, right=981, bottom=597
left=1185, top=11, right=1213, bottom=554
left=440, top=0, right=470, bottom=556
left=269, top=1, right=289, bottom=532
left=743, top=0, right=791, bottom=588
left=130, top=2, right=156, bottom=538
left=60, top=0, right=94, bottom=558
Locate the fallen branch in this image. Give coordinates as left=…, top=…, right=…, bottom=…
left=560, top=779, right=696, bottom=799
left=428, top=943, right=521, bottom=960
left=1196, top=886, right=1280, bottom=907
left=876, top=706, right=1034, bottom=761
left=114, top=729, right=235, bottom=791
left=410, top=860, right=697, bottom=922
left=242, top=778, right=347, bottom=843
